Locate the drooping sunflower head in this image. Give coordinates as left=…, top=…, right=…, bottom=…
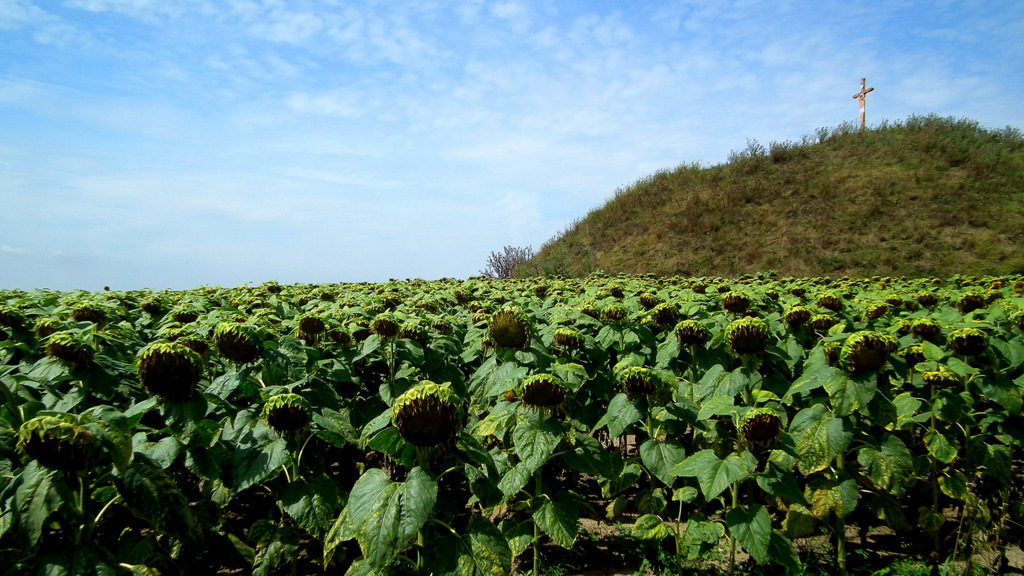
left=169, top=304, right=202, bottom=324
left=618, top=366, right=661, bottom=399
left=553, top=327, right=585, bottom=350
left=725, top=317, right=770, bottom=357
left=392, top=380, right=460, bottom=447
left=649, top=303, right=678, bottom=327
left=140, top=297, right=164, bottom=316
left=33, top=317, right=63, bottom=339
left=807, top=314, right=837, bottom=333
left=839, top=331, right=889, bottom=374
left=399, top=320, right=428, bottom=347
left=720, top=291, right=751, bottom=314
left=956, top=292, right=987, bottom=315
left=916, top=292, right=939, bottom=308
left=899, top=344, right=926, bottom=367
left=674, top=319, right=710, bottom=346
left=45, top=332, right=94, bottom=368
left=638, top=292, right=662, bottom=309
left=910, top=318, right=942, bottom=341
left=71, top=303, right=106, bottom=326
left=517, top=373, right=568, bottom=410
left=947, top=327, right=988, bottom=357
left=865, top=303, right=888, bottom=321
left=816, top=292, right=843, bottom=312
left=1008, top=310, right=1024, bottom=331
left=489, top=306, right=531, bottom=349
left=602, top=303, right=628, bottom=323
left=17, top=415, right=94, bottom=471
left=213, top=321, right=262, bottom=364
left=137, top=342, right=203, bottom=401
left=297, top=314, right=327, bottom=339
left=371, top=313, right=400, bottom=339
left=264, top=393, right=312, bottom=433
left=0, top=306, right=26, bottom=330
left=922, top=370, right=960, bottom=389
left=741, top=407, right=783, bottom=450
left=783, top=306, right=812, bottom=329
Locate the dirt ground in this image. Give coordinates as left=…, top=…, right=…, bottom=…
left=516, top=515, right=1024, bottom=576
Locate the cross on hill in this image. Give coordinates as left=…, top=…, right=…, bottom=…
left=853, top=77, right=875, bottom=130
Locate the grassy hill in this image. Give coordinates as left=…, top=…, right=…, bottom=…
left=530, top=115, right=1024, bottom=278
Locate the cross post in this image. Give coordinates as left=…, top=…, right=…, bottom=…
left=852, top=78, right=875, bottom=130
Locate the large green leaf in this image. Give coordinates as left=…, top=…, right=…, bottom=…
left=116, top=454, right=199, bottom=541
left=671, top=449, right=756, bottom=501
left=681, top=513, right=725, bottom=559
left=13, top=462, right=61, bottom=546
left=512, top=415, right=562, bottom=473
left=346, top=467, right=437, bottom=570
left=593, top=393, right=642, bottom=439
left=725, top=504, right=771, bottom=563
left=825, top=372, right=877, bottom=417
left=313, top=408, right=359, bottom=448
left=631, top=514, right=674, bottom=541
left=857, top=434, right=914, bottom=496
left=232, top=436, right=289, bottom=491
left=789, top=405, right=853, bottom=474
left=531, top=490, right=579, bottom=548
left=639, top=438, right=686, bottom=487
left=924, top=431, right=958, bottom=464
left=280, top=475, right=339, bottom=540
left=806, top=476, right=859, bottom=520
left=448, top=516, right=512, bottom=576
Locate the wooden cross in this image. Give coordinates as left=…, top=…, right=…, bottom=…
left=852, top=78, right=874, bottom=130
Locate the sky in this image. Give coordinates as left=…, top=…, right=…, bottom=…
left=2, top=1, right=1022, bottom=291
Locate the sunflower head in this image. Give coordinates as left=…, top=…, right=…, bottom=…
left=922, top=370, right=960, bottom=389
left=371, top=313, right=400, bottom=339
left=17, top=415, right=94, bottom=471
left=553, top=327, right=585, bottom=349
left=34, top=317, right=63, bottom=339
left=489, top=306, right=531, bottom=349
left=720, top=291, right=751, bottom=314
left=916, top=292, right=939, bottom=308
left=517, top=373, right=568, bottom=410
left=865, top=303, right=888, bottom=321
left=899, top=344, right=926, bottom=367
left=213, top=322, right=262, bottom=364
left=784, top=306, right=812, bottom=329
left=674, top=319, right=710, bottom=346
left=170, top=305, right=201, bottom=324
left=947, top=327, right=988, bottom=356
left=807, top=314, right=837, bottom=332
left=602, top=303, right=628, bottom=323
left=910, top=318, right=942, bottom=340
left=264, top=393, right=312, bottom=433
left=1008, top=310, right=1024, bottom=331
left=45, top=332, right=94, bottom=368
left=0, top=306, right=26, bottom=330
left=71, top=303, right=106, bottom=326
left=399, top=320, right=428, bottom=347
left=137, top=342, right=203, bottom=400
left=649, top=303, right=678, bottom=327
left=297, top=314, right=326, bottom=337
left=725, top=317, right=769, bottom=356
left=741, top=407, right=783, bottom=450
left=839, top=331, right=889, bottom=373
left=392, top=381, right=460, bottom=447
left=638, top=292, right=662, bottom=309
left=816, top=292, right=843, bottom=312
left=618, top=366, right=661, bottom=399
left=956, top=292, right=987, bottom=315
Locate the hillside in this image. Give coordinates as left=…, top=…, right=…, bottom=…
left=530, top=115, right=1024, bottom=278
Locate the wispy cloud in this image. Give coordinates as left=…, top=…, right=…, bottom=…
left=2, top=246, right=30, bottom=254
left=1, top=1, right=1022, bottom=290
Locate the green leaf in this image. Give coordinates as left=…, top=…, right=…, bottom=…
left=134, top=436, right=182, bottom=469
left=562, top=432, right=616, bottom=479
left=725, top=504, right=771, bottom=563
left=892, top=392, right=924, bottom=429
left=513, top=416, right=562, bottom=473
left=497, top=463, right=533, bottom=502
left=939, top=472, right=970, bottom=501
left=13, top=462, right=60, bottom=546
left=313, top=409, right=359, bottom=448
left=635, top=487, right=667, bottom=515
left=696, top=395, right=737, bottom=421
left=483, top=363, right=530, bottom=398
left=673, top=486, right=699, bottom=503
left=825, top=372, right=877, bottom=417
left=806, top=477, right=859, bottom=520
left=924, top=431, right=958, bottom=464
left=631, top=514, right=674, bottom=541
left=232, top=436, right=289, bottom=491
left=671, top=449, right=756, bottom=501
left=346, top=467, right=437, bottom=570
left=451, top=516, right=512, bottom=576
left=918, top=507, right=944, bottom=532
left=280, top=475, right=339, bottom=540
left=756, top=460, right=806, bottom=504
left=681, top=513, right=725, bottom=559
left=532, top=490, right=579, bottom=549
left=784, top=364, right=837, bottom=402
left=789, top=405, right=853, bottom=475
left=551, top=363, right=587, bottom=390
left=593, top=393, right=642, bottom=439
left=767, top=529, right=800, bottom=569
left=857, top=434, right=914, bottom=496
left=639, top=438, right=686, bottom=487
left=116, top=454, right=199, bottom=540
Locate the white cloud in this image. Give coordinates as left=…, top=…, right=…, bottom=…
left=2, top=246, right=30, bottom=254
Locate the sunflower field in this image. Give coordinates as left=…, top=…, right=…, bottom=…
left=1, top=273, right=1023, bottom=576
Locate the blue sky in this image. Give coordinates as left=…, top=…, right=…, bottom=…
left=2, top=1, right=1022, bottom=291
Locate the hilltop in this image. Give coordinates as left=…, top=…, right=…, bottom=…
left=530, top=115, right=1024, bottom=278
